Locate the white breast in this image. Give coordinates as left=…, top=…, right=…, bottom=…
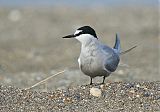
left=78, top=58, right=81, bottom=68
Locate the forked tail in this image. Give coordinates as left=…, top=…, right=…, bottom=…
left=114, top=33, right=137, bottom=55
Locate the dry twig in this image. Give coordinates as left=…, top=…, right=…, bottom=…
left=25, top=70, right=66, bottom=90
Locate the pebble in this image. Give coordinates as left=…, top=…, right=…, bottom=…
left=100, top=84, right=104, bottom=89
left=136, top=94, right=140, bottom=98
left=126, top=83, right=134, bottom=88
left=90, top=87, right=102, bottom=97
left=143, top=92, right=150, bottom=97
left=136, top=84, right=140, bottom=88
left=129, top=89, right=135, bottom=94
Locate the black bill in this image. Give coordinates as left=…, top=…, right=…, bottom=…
left=62, top=34, right=75, bottom=38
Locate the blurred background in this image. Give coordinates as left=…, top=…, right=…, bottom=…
left=0, top=0, right=159, bottom=91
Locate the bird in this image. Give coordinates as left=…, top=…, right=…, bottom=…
left=62, top=26, right=136, bottom=85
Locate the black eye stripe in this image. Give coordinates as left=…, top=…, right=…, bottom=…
left=75, top=31, right=83, bottom=36
left=74, top=31, right=98, bottom=39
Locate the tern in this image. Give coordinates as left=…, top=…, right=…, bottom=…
left=63, top=26, right=136, bottom=85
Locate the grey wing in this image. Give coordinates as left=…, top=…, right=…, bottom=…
left=101, top=45, right=120, bottom=72
left=104, top=54, right=120, bottom=72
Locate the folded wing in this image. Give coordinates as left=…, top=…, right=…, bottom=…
left=101, top=44, right=120, bottom=73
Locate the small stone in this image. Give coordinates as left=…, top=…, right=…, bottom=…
left=63, top=97, right=72, bottom=104
left=100, top=85, right=104, bottom=89
left=129, top=89, right=135, bottom=94
left=90, top=87, right=102, bottom=97
left=143, top=92, right=150, bottom=97
left=74, top=94, right=81, bottom=101
left=136, top=94, right=140, bottom=98
left=144, top=87, right=148, bottom=90
left=126, top=83, right=134, bottom=88
left=136, top=84, right=140, bottom=88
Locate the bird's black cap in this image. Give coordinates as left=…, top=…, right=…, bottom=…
left=62, top=26, right=97, bottom=39
left=77, top=26, right=97, bottom=38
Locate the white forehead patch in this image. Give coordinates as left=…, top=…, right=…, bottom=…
left=74, top=30, right=82, bottom=35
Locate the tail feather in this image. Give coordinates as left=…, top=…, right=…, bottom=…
left=113, top=33, right=121, bottom=53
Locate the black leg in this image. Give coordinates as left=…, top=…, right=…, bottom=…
left=90, top=77, right=93, bottom=85
left=102, top=76, right=106, bottom=84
